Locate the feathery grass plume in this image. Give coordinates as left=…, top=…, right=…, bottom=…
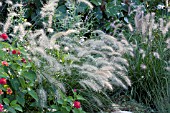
left=12, top=22, right=32, bottom=41
left=166, top=38, right=170, bottom=49
left=133, top=6, right=170, bottom=38
left=57, top=30, right=133, bottom=91
left=77, top=0, right=93, bottom=9
left=40, top=0, right=59, bottom=28
left=37, top=88, right=47, bottom=108
left=5, top=0, right=13, bottom=5
left=2, top=12, right=14, bottom=32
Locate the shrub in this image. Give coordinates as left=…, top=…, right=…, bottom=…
left=0, top=0, right=133, bottom=112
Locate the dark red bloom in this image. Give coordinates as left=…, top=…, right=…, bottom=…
left=0, top=104, right=3, bottom=112
left=0, top=78, right=7, bottom=85
left=73, top=101, right=81, bottom=109
left=21, top=58, right=26, bottom=63
left=12, top=50, right=17, bottom=54
left=0, top=33, right=8, bottom=40
left=6, top=87, right=12, bottom=95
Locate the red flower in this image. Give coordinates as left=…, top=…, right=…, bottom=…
left=73, top=101, right=81, bottom=109
left=0, top=33, right=8, bottom=40
left=0, top=78, right=7, bottom=85
left=0, top=90, right=4, bottom=95
left=21, top=58, right=26, bottom=63
left=12, top=50, right=17, bottom=54
left=6, top=87, right=12, bottom=95
left=0, top=104, right=3, bottom=112
left=1, top=61, right=8, bottom=66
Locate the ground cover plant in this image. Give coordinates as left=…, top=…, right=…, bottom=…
left=0, top=0, right=169, bottom=113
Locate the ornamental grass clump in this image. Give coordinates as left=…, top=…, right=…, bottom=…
left=126, top=5, right=170, bottom=112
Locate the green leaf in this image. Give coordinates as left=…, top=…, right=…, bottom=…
left=12, top=104, right=23, bottom=112
left=94, top=7, right=103, bottom=20
left=51, top=105, right=58, bottom=110
left=28, top=89, right=38, bottom=102
left=66, top=106, right=71, bottom=111
left=105, top=2, right=121, bottom=17
left=76, top=95, right=85, bottom=100
left=10, top=79, right=20, bottom=90
left=57, top=99, right=64, bottom=104
left=22, top=70, right=36, bottom=82
left=18, top=77, right=26, bottom=88
left=90, top=0, right=102, bottom=6
left=72, top=108, right=82, bottom=113
left=67, top=96, right=73, bottom=103
left=76, top=2, right=88, bottom=13
left=7, top=107, right=16, bottom=113
left=0, top=50, right=5, bottom=59
left=60, top=107, right=68, bottom=113
left=10, top=100, right=17, bottom=106
left=0, top=73, right=8, bottom=78
left=3, top=98, right=10, bottom=105
left=30, top=101, right=38, bottom=107
left=16, top=95, right=25, bottom=106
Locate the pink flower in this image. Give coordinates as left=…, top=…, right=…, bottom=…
left=73, top=89, right=77, bottom=92
left=73, top=101, right=81, bottom=109
left=0, top=104, right=3, bottom=112
left=0, top=78, right=7, bottom=85
left=0, top=33, right=8, bottom=40
left=1, top=61, right=8, bottom=66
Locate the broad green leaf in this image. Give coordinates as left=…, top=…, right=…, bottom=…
left=0, top=73, right=8, bottom=78
left=7, top=107, right=16, bottom=113
left=30, top=101, right=38, bottom=107
left=10, top=78, right=20, bottom=90
left=51, top=105, right=58, bottom=110
left=0, top=50, right=5, bottom=59
left=56, top=5, right=67, bottom=19
left=60, top=107, right=68, bottom=113
left=3, top=98, right=10, bottom=105
left=90, top=0, right=102, bottom=6
left=22, top=70, right=36, bottom=82
left=76, top=95, right=86, bottom=100
left=10, top=100, right=17, bottom=106
left=67, top=96, right=73, bottom=103
left=72, top=108, right=82, bottom=113
left=94, top=7, right=103, bottom=20
left=105, top=2, right=121, bottom=17
left=18, top=77, right=26, bottom=88
left=57, top=99, right=64, bottom=104
left=16, top=95, right=25, bottom=106
left=28, top=89, right=38, bottom=102
left=66, top=106, right=71, bottom=111
left=12, top=104, right=23, bottom=112
left=76, top=2, right=88, bottom=13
